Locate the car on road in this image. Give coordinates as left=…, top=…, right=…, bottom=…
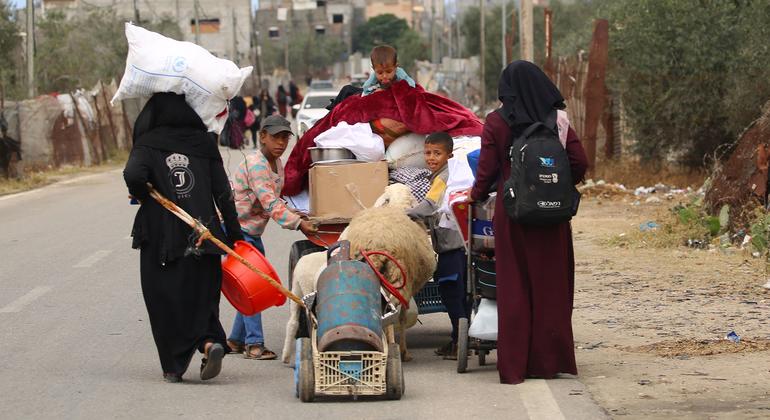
left=293, top=89, right=339, bottom=138
left=308, top=79, right=334, bottom=91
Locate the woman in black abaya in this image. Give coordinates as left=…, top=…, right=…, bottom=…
left=124, top=93, right=243, bottom=383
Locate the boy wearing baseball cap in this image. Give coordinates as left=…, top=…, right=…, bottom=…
left=227, top=115, right=317, bottom=360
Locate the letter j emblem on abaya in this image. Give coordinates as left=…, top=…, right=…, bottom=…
left=166, top=153, right=195, bottom=196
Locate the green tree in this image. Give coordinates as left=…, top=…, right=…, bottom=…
left=350, top=13, right=427, bottom=75
left=352, top=14, right=409, bottom=54
left=35, top=9, right=127, bottom=93
left=289, top=31, right=347, bottom=78
left=0, top=1, right=21, bottom=97
left=601, top=0, right=767, bottom=166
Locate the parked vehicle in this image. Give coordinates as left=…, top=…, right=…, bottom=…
left=294, top=89, right=338, bottom=138
left=308, top=79, right=334, bottom=91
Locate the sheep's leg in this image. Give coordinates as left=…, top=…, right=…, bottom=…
left=281, top=280, right=303, bottom=364
left=398, top=310, right=413, bottom=362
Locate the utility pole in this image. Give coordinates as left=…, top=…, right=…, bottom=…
left=175, top=0, right=180, bottom=22
left=431, top=0, right=438, bottom=63
left=501, top=1, right=506, bottom=69
left=231, top=9, right=238, bottom=63
left=479, top=0, right=485, bottom=109
left=132, top=0, right=140, bottom=24
left=26, top=0, right=35, bottom=98
left=520, top=0, right=533, bottom=61
left=193, top=0, right=201, bottom=45
left=283, top=7, right=290, bottom=74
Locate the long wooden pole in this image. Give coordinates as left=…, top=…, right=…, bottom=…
left=145, top=183, right=305, bottom=308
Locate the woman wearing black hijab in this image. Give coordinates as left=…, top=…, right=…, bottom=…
left=470, top=61, right=588, bottom=384
left=124, top=93, right=243, bottom=383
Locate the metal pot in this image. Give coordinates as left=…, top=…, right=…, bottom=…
left=309, top=147, right=356, bottom=163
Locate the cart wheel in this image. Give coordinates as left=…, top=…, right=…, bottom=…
left=385, top=344, right=404, bottom=400
left=478, top=349, right=486, bottom=366
left=297, top=337, right=315, bottom=402
left=457, top=317, right=469, bottom=373
left=288, top=240, right=325, bottom=289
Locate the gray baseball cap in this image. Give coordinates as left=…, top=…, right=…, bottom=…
left=261, top=115, right=294, bottom=136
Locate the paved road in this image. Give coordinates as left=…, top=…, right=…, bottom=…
left=0, top=146, right=607, bottom=419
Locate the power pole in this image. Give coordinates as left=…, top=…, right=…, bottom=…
left=520, top=0, right=533, bottom=61
left=431, top=0, right=438, bottom=63
left=193, top=0, right=201, bottom=45
left=26, top=0, right=35, bottom=98
left=132, top=0, right=140, bottom=24
left=479, top=0, right=485, bottom=109
left=231, top=9, right=238, bottom=63
left=501, top=1, right=506, bottom=69
left=284, top=7, right=290, bottom=74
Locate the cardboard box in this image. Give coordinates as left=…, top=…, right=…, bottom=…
left=309, top=161, right=388, bottom=219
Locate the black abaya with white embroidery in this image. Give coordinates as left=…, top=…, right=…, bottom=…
left=123, top=93, right=243, bottom=375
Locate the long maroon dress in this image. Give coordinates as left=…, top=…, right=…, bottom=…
left=470, top=110, right=588, bottom=384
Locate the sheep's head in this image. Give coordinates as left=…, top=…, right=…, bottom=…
left=373, top=183, right=416, bottom=210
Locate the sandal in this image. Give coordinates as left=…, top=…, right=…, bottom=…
left=163, top=372, right=183, bottom=383
left=244, top=344, right=277, bottom=360
left=200, top=343, right=225, bottom=380
left=434, top=341, right=453, bottom=356
left=226, top=340, right=245, bottom=354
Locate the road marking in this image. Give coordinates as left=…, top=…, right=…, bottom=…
left=73, top=250, right=112, bottom=268
left=0, top=286, right=52, bottom=313
left=518, top=379, right=566, bottom=420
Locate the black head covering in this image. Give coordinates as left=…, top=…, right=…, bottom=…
left=498, top=60, right=565, bottom=129
left=326, top=84, right=363, bottom=111
left=132, top=92, right=220, bottom=160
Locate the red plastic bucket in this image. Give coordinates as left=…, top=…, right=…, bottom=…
left=221, top=240, right=286, bottom=316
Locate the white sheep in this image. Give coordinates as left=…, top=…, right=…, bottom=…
left=280, top=183, right=434, bottom=363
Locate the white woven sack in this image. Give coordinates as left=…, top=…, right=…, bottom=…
left=111, top=23, right=252, bottom=134
left=468, top=298, right=498, bottom=341
left=385, top=133, right=427, bottom=169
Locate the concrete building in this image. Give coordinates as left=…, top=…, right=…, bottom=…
left=40, top=0, right=253, bottom=66
left=255, top=0, right=357, bottom=58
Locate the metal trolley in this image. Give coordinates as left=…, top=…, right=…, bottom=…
left=294, top=241, right=407, bottom=402
left=453, top=194, right=498, bottom=373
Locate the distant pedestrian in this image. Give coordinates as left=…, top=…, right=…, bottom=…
left=250, top=89, right=276, bottom=148
left=289, top=81, right=303, bottom=119
left=276, top=85, right=288, bottom=118
left=222, top=95, right=247, bottom=149
left=470, top=61, right=588, bottom=384
left=123, top=92, right=243, bottom=383
left=0, top=119, right=22, bottom=179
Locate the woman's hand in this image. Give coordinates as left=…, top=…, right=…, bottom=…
left=299, top=220, right=318, bottom=236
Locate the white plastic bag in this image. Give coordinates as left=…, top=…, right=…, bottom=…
left=468, top=298, right=497, bottom=341
left=111, top=23, right=252, bottom=134
left=314, top=122, right=385, bottom=162
left=385, top=133, right=427, bottom=169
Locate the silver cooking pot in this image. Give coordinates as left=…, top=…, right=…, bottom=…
left=309, top=147, right=356, bottom=163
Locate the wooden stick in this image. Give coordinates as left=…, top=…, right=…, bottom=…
left=146, top=183, right=305, bottom=308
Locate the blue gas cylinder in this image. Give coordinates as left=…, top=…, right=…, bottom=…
left=316, top=242, right=383, bottom=352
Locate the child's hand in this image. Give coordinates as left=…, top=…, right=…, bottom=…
left=299, top=220, right=318, bottom=236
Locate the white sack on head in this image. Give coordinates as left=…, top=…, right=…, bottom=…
left=314, top=122, right=385, bottom=162
left=111, top=23, right=252, bottom=134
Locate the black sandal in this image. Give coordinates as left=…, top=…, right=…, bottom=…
left=163, top=372, right=183, bottom=383
left=200, top=343, right=225, bottom=380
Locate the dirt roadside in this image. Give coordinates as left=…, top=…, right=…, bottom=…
left=572, top=195, right=770, bottom=419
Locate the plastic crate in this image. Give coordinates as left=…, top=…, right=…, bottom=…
left=314, top=349, right=387, bottom=396
left=414, top=280, right=446, bottom=314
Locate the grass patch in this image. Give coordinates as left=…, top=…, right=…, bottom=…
left=593, top=160, right=706, bottom=189
left=607, top=200, right=713, bottom=249
left=0, top=150, right=128, bottom=196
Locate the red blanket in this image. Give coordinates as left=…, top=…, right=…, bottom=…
left=283, top=81, right=483, bottom=196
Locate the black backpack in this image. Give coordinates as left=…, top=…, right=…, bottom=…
left=501, top=111, right=580, bottom=225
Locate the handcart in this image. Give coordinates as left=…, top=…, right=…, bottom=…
left=451, top=193, right=498, bottom=373
left=294, top=241, right=408, bottom=402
